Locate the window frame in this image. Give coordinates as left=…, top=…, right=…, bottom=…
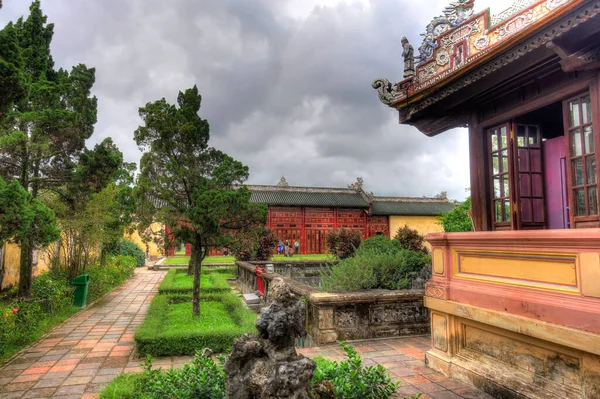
left=563, top=90, right=600, bottom=225
left=487, top=122, right=514, bottom=230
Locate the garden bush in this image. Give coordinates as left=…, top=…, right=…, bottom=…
left=135, top=292, right=257, bottom=356
left=320, top=247, right=431, bottom=292
left=158, top=268, right=234, bottom=294
left=325, top=228, right=362, bottom=259
left=438, top=197, right=472, bottom=232
left=101, top=342, right=411, bottom=399
left=358, top=235, right=402, bottom=255
left=86, top=255, right=137, bottom=301
left=393, top=225, right=428, bottom=254
left=231, top=227, right=278, bottom=261
left=110, top=239, right=146, bottom=267
left=312, top=341, right=405, bottom=399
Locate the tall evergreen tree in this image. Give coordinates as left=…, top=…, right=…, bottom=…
left=135, top=86, right=266, bottom=316
left=0, top=1, right=98, bottom=296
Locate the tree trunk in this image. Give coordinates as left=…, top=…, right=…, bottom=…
left=0, top=242, right=5, bottom=290
left=18, top=237, right=33, bottom=297
left=187, top=242, right=197, bottom=276
left=192, top=233, right=203, bottom=316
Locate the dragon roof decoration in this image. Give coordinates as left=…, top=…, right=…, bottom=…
left=374, top=0, right=580, bottom=108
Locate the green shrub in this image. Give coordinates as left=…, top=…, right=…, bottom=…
left=325, top=228, right=362, bottom=259
left=358, top=235, right=402, bottom=255
left=32, top=272, right=73, bottom=313
left=158, top=268, right=234, bottom=295
left=393, top=225, right=428, bottom=254
left=101, top=343, right=409, bottom=399
left=86, top=255, right=137, bottom=301
left=312, top=341, right=405, bottom=399
left=320, top=248, right=431, bottom=292
left=438, top=197, right=472, bottom=232
left=135, top=292, right=257, bottom=356
left=231, top=227, right=279, bottom=261
left=110, top=239, right=146, bottom=267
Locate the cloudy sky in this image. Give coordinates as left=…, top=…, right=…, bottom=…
left=1, top=0, right=513, bottom=200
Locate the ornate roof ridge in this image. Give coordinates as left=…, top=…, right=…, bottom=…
left=247, top=185, right=359, bottom=194
left=372, top=196, right=452, bottom=203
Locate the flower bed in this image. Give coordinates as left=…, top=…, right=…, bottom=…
left=157, top=268, right=234, bottom=294
left=134, top=292, right=256, bottom=356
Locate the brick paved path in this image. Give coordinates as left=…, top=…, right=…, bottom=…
left=1, top=268, right=492, bottom=399
left=0, top=269, right=167, bottom=399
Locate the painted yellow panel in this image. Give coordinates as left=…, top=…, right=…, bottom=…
left=126, top=222, right=164, bottom=257
left=433, top=248, right=444, bottom=275
left=454, top=250, right=578, bottom=291
left=580, top=252, right=600, bottom=298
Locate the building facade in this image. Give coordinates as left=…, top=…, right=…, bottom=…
left=172, top=185, right=454, bottom=256
left=374, top=0, right=600, bottom=397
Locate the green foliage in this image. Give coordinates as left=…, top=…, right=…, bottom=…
left=135, top=292, right=257, bottom=356
left=110, top=239, right=145, bottom=267
left=134, top=85, right=266, bottom=315
left=0, top=271, right=75, bottom=361
left=85, top=255, right=136, bottom=302
left=158, top=268, right=234, bottom=295
left=325, top=228, right=362, bottom=259
left=231, top=227, right=278, bottom=261
left=393, top=225, right=428, bottom=254
left=321, top=245, right=431, bottom=292
left=101, top=342, right=409, bottom=399
left=358, top=235, right=402, bottom=255
left=438, top=197, right=473, bottom=232
left=312, top=341, right=403, bottom=399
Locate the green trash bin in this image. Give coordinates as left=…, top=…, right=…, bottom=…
left=72, top=274, right=90, bottom=308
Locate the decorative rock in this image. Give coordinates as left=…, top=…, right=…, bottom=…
left=225, top=278, right=334, bottom=399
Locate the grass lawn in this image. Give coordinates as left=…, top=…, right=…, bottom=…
left=135, top=293, right=256, bottom=356
left=158, top=268, right=235, bottom=294
left=163, top=253, right=334, bottom=265
left=163, top=255, right=236, bottom=265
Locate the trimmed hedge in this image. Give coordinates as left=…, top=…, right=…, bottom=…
left=158, top=268, right=234, bottom=295
left=135, top=292, right=256, bottom=356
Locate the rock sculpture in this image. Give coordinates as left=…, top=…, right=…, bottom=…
left=401, top=37, right=415, bottom=78
left=224, top=278, right=334, bottom=399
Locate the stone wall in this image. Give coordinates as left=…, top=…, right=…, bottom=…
left=237, top=261, right=429, bottom=345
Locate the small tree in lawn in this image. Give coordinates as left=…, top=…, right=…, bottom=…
left=326, top=228, right=362, bottom=259
left=134, top=86, right=266, bottom=316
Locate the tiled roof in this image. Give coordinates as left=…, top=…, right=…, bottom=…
left=248, top=186, right=455, bottom=215
left=248, top=185, right=370, bottom=208
left=370, top=197, right=454, bottom=216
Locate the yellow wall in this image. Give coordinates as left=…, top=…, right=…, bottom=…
left=1, top=243, right=52, bottom=290
left=125, top=222, right=164, bottom=257
left=389, top=215, right=444, bottom=248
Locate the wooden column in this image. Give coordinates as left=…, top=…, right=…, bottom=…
left=469, top=112, right=491, bottom=231
left=301, top=207, right=306, bottom=255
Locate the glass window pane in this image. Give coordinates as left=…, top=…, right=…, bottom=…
left=517, top=125, right=526, bottom=147
left=529, top=126, right=538, bottom=146
left=573, top=159, right=584, bottom=186
left=503, top=175, right=510, bottom=197
left=587, top=156, right=597, bottom=185
left=504, top=200, right=511, bottom=222
left=494, top=177, right=501, bottom=198
left=575, top=188, right=586, bottom=216
left=584, top=126, right=595, bottom=154
left=502, top=150, right=509, bottom=172
left=572, top=129, right=582, bottom=156
left=588, top=187, right=598, bottom=216
left=569, top=100, right=581, bottom=127
left=492, top=154, right=499, bottom=174
left=582, top=95, right=592, bottom=124
left=495, top=200, right=502, bottom=223
left=491, top=132, right=498, bottom=151
left=500, top=128, right=508, bottom=149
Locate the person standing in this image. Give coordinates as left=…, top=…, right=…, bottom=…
left=284, top=240, right=290, bottom=257
left=294, top=240, right=300, bottom=256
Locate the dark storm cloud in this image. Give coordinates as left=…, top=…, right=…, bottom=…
left=0, top=0, right=515, bottom=199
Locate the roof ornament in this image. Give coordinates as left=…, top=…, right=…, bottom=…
left=417, top=0, right=475, bottom=63
left=277, top=176, right=289, bottom=187
left=402, top=37, right=415, bottom=78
